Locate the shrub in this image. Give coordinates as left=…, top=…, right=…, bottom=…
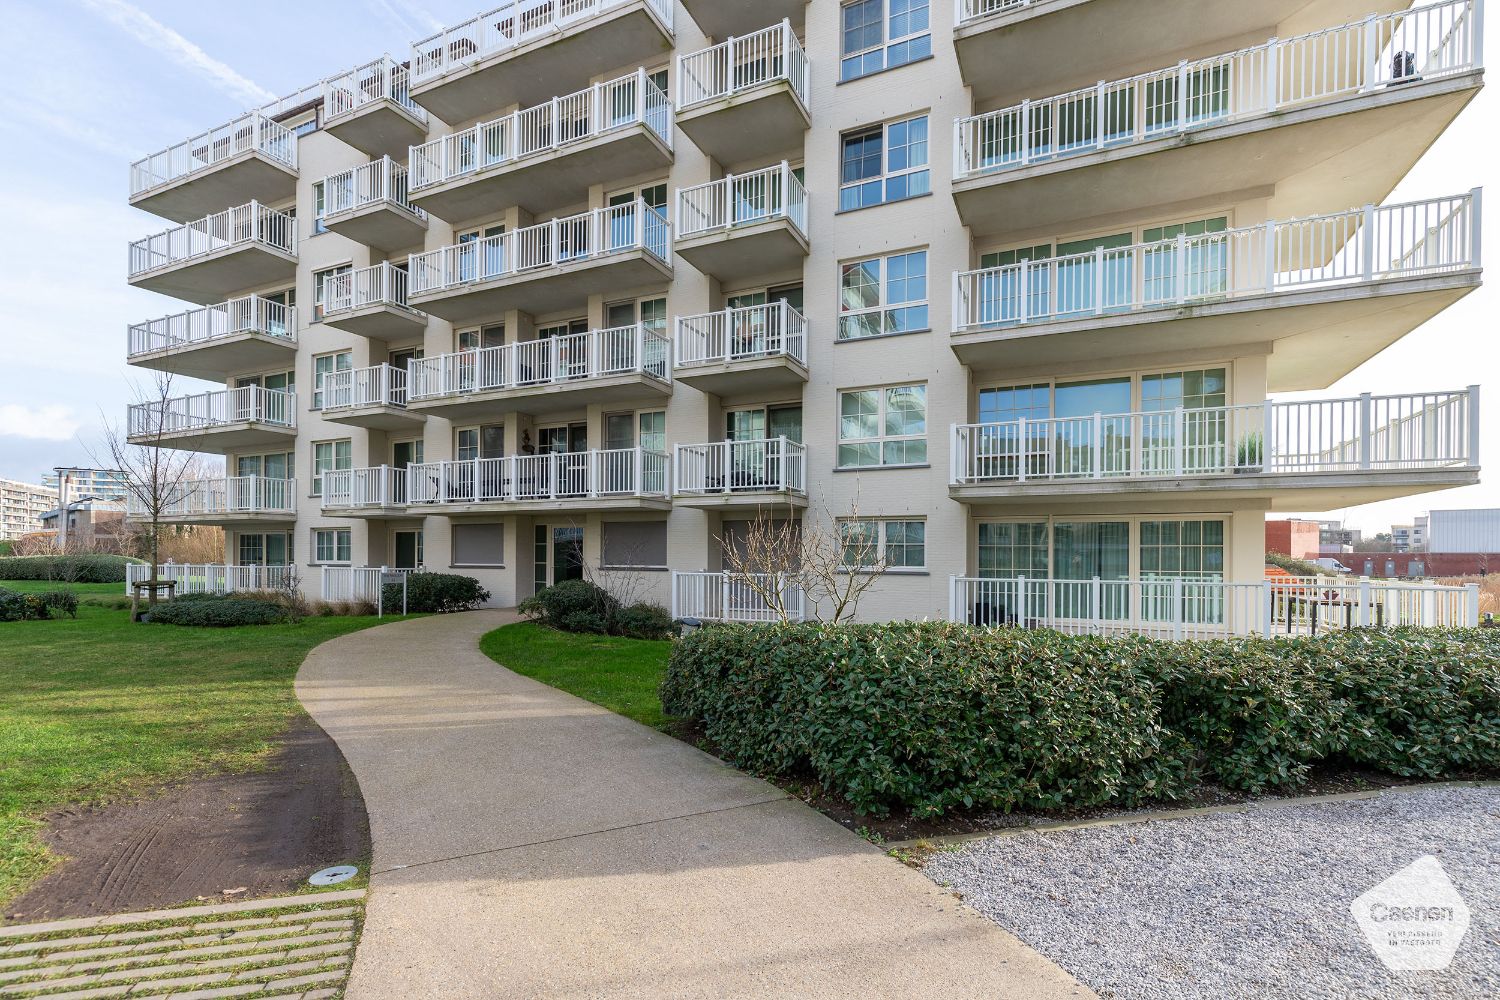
left=0, top=588, right=48, bottom=622
left=146, top=595, right=292, bottom=627
left=1265, top=550, right=1327, bottom=577
left=519, top=579, right=619, bottom=635
left=614, top=602, right=675, bottom=640
left=37, top=590, right=79, bottom=620
left=384, top=572, right=490, bottom=614
left=0, top=554, right=145, bottom=583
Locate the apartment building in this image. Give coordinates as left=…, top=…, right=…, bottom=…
left=43, top=468, right=132, bottom=503
left=0, top=478, right=57, bottom=542
left=122, top=0, right=1485, bottom=630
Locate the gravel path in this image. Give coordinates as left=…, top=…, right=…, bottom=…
left=923, top=786, right=1500, bottom=999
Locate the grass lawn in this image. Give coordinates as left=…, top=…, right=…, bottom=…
left=0, top=580, right=121, bottom=595
left=480, top=621, right=674, bottom=730
left=0, top=602, right=401, bottom=909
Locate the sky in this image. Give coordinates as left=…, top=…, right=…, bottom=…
left=0, top=0, right=1495, bottom=534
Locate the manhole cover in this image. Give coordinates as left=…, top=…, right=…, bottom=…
left=308, top=865, right=359, bottom=886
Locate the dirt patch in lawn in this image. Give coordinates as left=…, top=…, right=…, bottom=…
left=2, top=715, right=368, bottom=924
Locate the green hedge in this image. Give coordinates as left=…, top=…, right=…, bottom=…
left=519, top=579, right=675, bottom=639
left=145, top=594, right=293, bottom=627
left=383, top=572, right=490, bottom=614
left=661, top=623, right=1500, bottom=818
left=0, top=554, right=146, bottom=584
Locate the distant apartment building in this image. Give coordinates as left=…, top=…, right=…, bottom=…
left=120, top=0, right=1485, bottom=630
left=44, top=468, right=132, bottom=503
left=0, top=478, right=58, bottom=541
left=1392, top=514, right=1430, bottom=551
left=1315, top=519, right=1362, bottom=550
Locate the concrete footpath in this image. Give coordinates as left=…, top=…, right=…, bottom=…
left=296, top=611, right=1093, bottom=999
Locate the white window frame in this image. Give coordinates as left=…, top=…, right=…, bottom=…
left=838, top=518, right=926, bottom=571
left=311, top=350, right=353, bottom=410
left=311, top=439, right=352, bottom=497
left=840, top=0, right=932, bottom=82
left=837, top=383, right=927, bottom=469
left=838, top=249, right=929, bottom=341
left=312, top=527, right=352, bottom=565
left=839, top=115, right=930, bottom=211
left=312, top=263, right=352, bottom=321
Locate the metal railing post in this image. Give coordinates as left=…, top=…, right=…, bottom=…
left=1358, top=392, right=1374, bottom=469
left=1468, top=384, right=1482, bottom=466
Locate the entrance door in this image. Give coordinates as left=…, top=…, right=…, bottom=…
left=392, top=440, right=423, bottom=503
left=393, top=529, right=422, bottom=570
left=533, top=525, right=584, bottom=592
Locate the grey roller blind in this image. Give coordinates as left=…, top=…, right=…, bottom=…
left=602, top=521, right=667, bottom=568
left=453, top=522, right=505, bottom=565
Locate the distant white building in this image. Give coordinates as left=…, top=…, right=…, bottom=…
left=1391, top=515, right=1429, bottom=552
left=0, top=478, right=57, bottom=541
left=44, top=468, right=131, bottom=503
left=1428, top=509, right=1500, bottom=553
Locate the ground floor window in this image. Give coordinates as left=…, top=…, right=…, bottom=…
left=313, top=528, right=352, bottom=564
left=393, top=529, right=423, bottom=570
left=238, top=532, right=290, bottom=566
left=840, top=519, right=925, bottom=570
left=453, top=523, right=504, bottom=567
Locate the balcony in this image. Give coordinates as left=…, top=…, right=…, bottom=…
left=950, top=0, right=1484, bottom=235
left=409, top=200, right=672, bottom=322
left=320, top=158, right=427, bottom=251
left=408, top=324, right=671, bottom=419
left=675, top=163, right=808, bottom=284
left=129, top=112, right=297, bottom=223
left=128, top=202, right=297, bottom=305
left=126, top=563, right=296, bottom=595
left=409, top=69, right=673, bottom=221
left=317, top=364, right=423, bottom=430
left=127, top=476, right=297, bottom=526
left=671, top=571, right=807, bottom=622
left=408, top=0, right=675, bottom=123
left=680, top=0, right=805, bottom=40
left=673, top=302, right=808, bottom=394
left=323, top=56, right=429, bottom=159
left=950, top=192, right=1482, bottom=389
left=126, top=387, right=297, bottom=453
left=952, top=0, right=1417, bottom=105
left=948, top=574, right=1480, bottom=638
left=322, top=467, right=412, bottom=518
left=676, top=22, right=810, bottom=165
left=673, top=438, right=807, bottom=512
left=407, top=449, right=671, bottom=514
left=321, top=262, right=427, bottom=342
left=949, top=387, right=1480, bottom=511
left=127, top=295, right=296, bottom=380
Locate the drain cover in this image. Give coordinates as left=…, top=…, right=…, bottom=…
left=308, top=865, right=359, bottom=886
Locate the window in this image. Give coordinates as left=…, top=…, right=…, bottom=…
left=457, top=424, right=504, bottom=461
left=840, top=116, right=929, bottom=211
left=638, top=411, right=666, bottom=454
left=839, top=251, right=928, bottom=340
left=312, top=440, right=352, bottom=496
left=453, top=523, right=505, bottom=566
left=838, top=384, right=926, bottom=467
left=238, top=532, right=290, bottom=566
left=841, top=0, right=931, bottom=82
left=313, top=528, right=352, bottom=564
left=311, top=181, right=327, bottom=234
left=839, top=520, right=925, bottom=569
left=313, top=265, right=351, bottom=320
left=458, top=325, right=505, bottom=352
left=601, top=521, right=668, bottom=569
left=1139, top=520, right=1225, bottom=579
left=312, top=351, right=353, bottom=409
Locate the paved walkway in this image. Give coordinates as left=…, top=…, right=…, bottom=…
left=297, top=611, right=1093, bottom=999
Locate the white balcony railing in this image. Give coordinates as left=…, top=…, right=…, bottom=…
left=954, top=0, right=1483, bottom=178
left=409, top=324, right=670, bottom=400
left=675, top=301, right=808, bottom=368
left=322, top=157, right=426, bottom=221
left=127, top=295, right=297, bottom=358
left=408, top=449, right=669, bottom=504
left=409, top=199, right=670, bottom=294
left=676, top=161, right=807, bottom=240
left=324, top=262, right=415, bottom=315
left=129, top=201, right=297, bottom=277
left=949, top=575, right=1481, bottom=637
left=409, top=69, right=672, bottom=190
left=319, top=364, right=409, bottom=412
left=955, top=0, right=1063, bottom=25
left=674, top=438, right=807, bottom=496
left=410, top=0, right=675, bottom=85
left=677, top=19, right=810, bottom=111
left=323, top=466, right=410, bottom=508
left=323, top=55, right=428, bottom=123
left=126, top=563, right=296, bottom=595
left=130, top=111, right=296, bottom=197
left=951, top=388, right=1480, bottom=484
left=953, top=192, right=1482, bottom=331
left=126, top=477, right=297, bottom=518
left=671, top=571, right=807, bottom=622
left=127, top=387, right=296, bottom=439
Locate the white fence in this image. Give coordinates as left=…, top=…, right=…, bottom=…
left=126, top=477, right=297, bottom=518
left=323, top=466, right=410, bottom=509
left=324, top=261, right=413, bottom=315
left=130, top=112, right=296, bottom=197
left=675, top=301, right=808, bottom=368
left=954, top=0, right=1483, bottom=177
left=410, top=0, right=675, bottom=85
left=323, top=55, right=427, bottom=123
left=676, top=161, right=807, bottom=239
left=409, top=199, right=669, bottom=294
left=410, top=68, right=671, bottom=190
left=322, top=157, right=425, bottom=220
left=128, top=387, right=296, bottom=438
left=408, top=449, right=669, bottom=504
left=953, top=192, right=1481, bottom=331
left=671, top=571, right=807, bottom=622
left=677, top=19, right=809, bottom=110
left=951, top=387, right=1480, bottom=483
left=126, top=563, right=295, bottom=595
left=955, top=0, right=1061, bottom=24
left=321, top=566, right=410, bottom=615
left=408, top=324, right=669, bottom=399
left=949, top=575, right=1481, bottom=637
left=320, top=364, right=409, bottom=412
left=129, top=201, right=297, bottom=277
left=674, top=438, right=807, bottom=496
left=127, top=295, right=296, bottom=357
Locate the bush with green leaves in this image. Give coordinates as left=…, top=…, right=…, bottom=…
left=1264, top=550, right=1327, bottom=577
left=519, top=579, right=620, bottom=635
left=37, top=590, right=79, bottom=620
left=146, top=593, right=293, bottom=627
left=613, top=602, right=675, bottom=640
left=383, top=572, right=490, bottom=614
left=0, top=554, right=146, bottom=583
left=662, top=622, right=1500, bottom=818
left=0, top=588, right=49, bottom=622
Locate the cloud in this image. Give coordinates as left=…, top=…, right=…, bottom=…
left=0, top=405, right=84, bottom=442
left=80, top=0, right=275, bottom=107
left=376, top=0, right=444, bottom=35
left=0, top=99, right=138, bottom=160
